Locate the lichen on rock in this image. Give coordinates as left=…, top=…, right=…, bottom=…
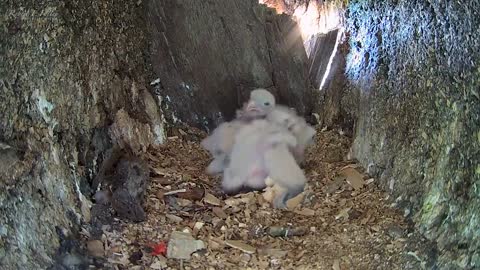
left=329, top=0, right=480, bottom=268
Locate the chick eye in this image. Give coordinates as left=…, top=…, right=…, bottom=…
left=264, top=102, right=270, bottom=106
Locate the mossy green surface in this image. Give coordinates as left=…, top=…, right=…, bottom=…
left=345, top=0, right=480, bottom=268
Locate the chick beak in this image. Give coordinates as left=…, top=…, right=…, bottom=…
left=246, top=101, right=260, bottom=112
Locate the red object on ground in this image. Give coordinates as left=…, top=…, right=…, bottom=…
left=149, top=242, right=167, bottom=256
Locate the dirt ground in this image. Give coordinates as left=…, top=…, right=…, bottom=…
left=87, top=126, right=432, bottom=270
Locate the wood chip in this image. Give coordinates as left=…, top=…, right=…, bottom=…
left=258, top=248, right=288, bottom=258
left=164, top=189, right=187, bottom=196
left=335, top=207, right=351, bottom=220
left=212, top=207, right=228, bottom=219
left=239, top=193, right=256, bottom=204
left=194, top=222, right=204, bottom=230
left=151, top=176, right=173, bottom=185
left=340, top=163, right=361, bottom=170
left=225, top=240, right=256, bottom=254
left=295, top=208, right=315, bottom=216
left=166, top=214, right=183, bottom=223
left=224, top=198, right=240, bottom=207
left=286, top=192, right=304, bottom=210
left=176, top=187, right=205, bottom=201
left=339, top=167, right=366, bottom=190
left=178, top=129, right=187, bottom=136
left=151, top=167, right=168, bottom=176
left=203, top=193, right=221, bottom=206
left=262, top=186, right=276, bottom=203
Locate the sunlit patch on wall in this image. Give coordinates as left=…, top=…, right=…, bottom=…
left=258, top=0, right=344, bottom=48
left=293, top=2, right=343, bottom=44
left=258, top=0, right=346, bottom=90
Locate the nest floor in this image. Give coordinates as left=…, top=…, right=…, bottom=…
left=88, top=127, right=431, bottom=270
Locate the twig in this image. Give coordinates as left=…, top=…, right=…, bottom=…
left=164, top=189, right=187, bottom=196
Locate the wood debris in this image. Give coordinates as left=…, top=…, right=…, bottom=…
left=164, top=189, right=187, bottom=196
left=81, top=127, right=430, bottom=269
left=339, top=167, right=366, bottom=190
left=212, top=207, right=228, bottom=219
left=258, top=248, right=288, bottom=258
left=203, top=192, right=221, bottom=206
left=286, top=192, right=305, bottom=210
left=166, top=214, right=183, bottom=223
left=225, top=240, right=256, bottom=254
left=294, top=208, right=315, bottom=216
left=335, top=207, right=352, bottom=220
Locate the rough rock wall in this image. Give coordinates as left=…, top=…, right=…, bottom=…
left=147, top=0, right=315, bottom=129
left=341, top=1, right=480, bottom=268
left=0, top=1, right=163, bottom=268
left=1, top=0, right=314, bottom=268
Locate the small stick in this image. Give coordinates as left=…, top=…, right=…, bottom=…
left=164, top=189, right=187, bottom=196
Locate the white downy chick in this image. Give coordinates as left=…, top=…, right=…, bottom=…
left=222, top=119, right=306, bottom=208
left=266, top=105, right=316, bottom=164
left=202, top=88, right=277, bottom=175
left=236, top=88, right=276, bottom=121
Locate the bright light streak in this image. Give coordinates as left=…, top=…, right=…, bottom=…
left=319, top=27, right=344, bottom=90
